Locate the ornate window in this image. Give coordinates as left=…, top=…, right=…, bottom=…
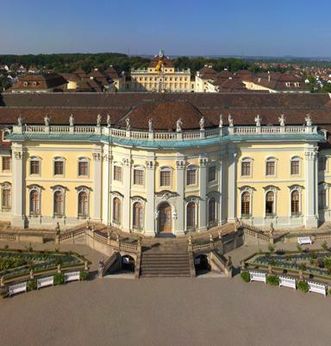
left=319, top=157, right=327, bottom=171
left=113, top=197, right=121, bottom=225
left=30, top=156, right=41, bottom=175
left=291, top=190, right=300, bottom=216
left=53, top=187, right=65, bottom=217
left=29, top=189, right=41, bottom=216
left=208, top=166, right=216, bottom=182
left=133, top=168, right=144, bottom=186
left=186, top=202, right=196, bottom=229
left=54, top=157, right=65, bottom=176
left=78, top=190, right=89, bottom=218
left=241, top=158, right=252, bottom=177
left=160, top=167, right=171, bottom=187
left=2, top=156, right=11, bottom=172
left=265, top=157, right=276, bottom=176
left=290, top=157, right=300, bottom=175
left=265, top=191, right=275, bottom=216
left=186, top=166, right=197, bottom=186
left=241, top=192, right=251, bottom=217
left=208, top=198, right=216, bottom=225
left=1, top=183, right=11, bottom=211
left=318, top=183, right=328, bottom=210
left=133, top=202, right=144, bottom=229
left=114, top=166, right=122, bottom=182
left=78, top=157, right=89, bottom=177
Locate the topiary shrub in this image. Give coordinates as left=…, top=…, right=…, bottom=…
left=321, top=241, right=328, bottom=251
left=54, top=273, right=64, bottom=286
left=297, top=280, right=309, bottom=293
left=27, top=278, right=37, bottom=291
left=268, top=244, right=275, bottom=253
left=266, top=275, right=279, bottom=286
left=80, top=271, right=89, bottom=281
left=240, top=271, right=250, bottom=283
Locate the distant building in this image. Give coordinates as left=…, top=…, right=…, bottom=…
left=130, top=50, right=192, bottom=92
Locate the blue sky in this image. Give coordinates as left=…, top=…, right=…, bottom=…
left=1, top=0, right=331, bottom=57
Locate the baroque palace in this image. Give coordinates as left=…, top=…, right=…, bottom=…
left=0, top=92, right=330, bottom=236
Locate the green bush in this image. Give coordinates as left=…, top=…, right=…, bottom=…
left=240, top=271, right=250, bottom=283
left=27, top=279, right=37, bottom=291
left=297, top=280, right=309, bottom=293
left=268, top=244, right=275, bottom=253
left=296, top=244, right=303, bottom=253
left=321, top=241, right=328, bottom=251
left=266, top=275, right=279, bottom=286
left=80, top=271, right=89, bottom=281
left=54, top=273, right=65, bottom=286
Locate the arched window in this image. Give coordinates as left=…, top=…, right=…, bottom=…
left=290, top=157, right=300, bottom=175
left=241, top=158, right=252, bottom=177
left=241, top=192, right=251, bottom=217
left=78, top=191, right=89, bottom=218
left=133, top=202, right=144, bottom=229
left=30, top=190, right=40, bottom=215
left=291, top=190, right=300, bottom=215
left=160, top=167, right=171, bottom=187
left=30, top=156, right=41, bottom=175
left=208, top=198, right=216, bottom=225
left=113, top=197, right=121, bottom=225
left=1, top=183, right=11, bottom=211
left=186, top=166, right=197, bottom=186
left=265, top=191, right=275, bottom=216
left=265, top=157, right=276, bottom=176
left=54, top=157, right=65, bottom=176
left=187, top=202, right=196, bottom=229
left=320, top=189, right=327, bottom=209
left=54, top=190, right=64, bottom=217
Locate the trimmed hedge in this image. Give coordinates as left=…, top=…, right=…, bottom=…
left=297, top=280, right=309, bottom=293
left=240, top=271, right=250, bottom=282
left=80, top=271, right=89, bottom=281
left=54, top=273, right=65, bottom=286
left=266, top=275, right=279, bottom=286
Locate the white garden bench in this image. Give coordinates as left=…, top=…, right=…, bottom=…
left=297, top=237, right=312, bottom=245
left=249, top=271, right=266, bottom=283
left=279, top=275, right=296, bottom=289
left=8, top=282, right=27, bottom=296
left=37, top=276, right=54, bottom=289
left=64, top=271, right=80, bottom=283
left=307, top=281, right=327, bottom=297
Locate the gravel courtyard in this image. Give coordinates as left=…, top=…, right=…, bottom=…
left=0, top=274, right=331, bottom=346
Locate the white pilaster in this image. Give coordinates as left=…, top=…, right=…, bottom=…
left=102, top=145, right=111, bottom=225
left=304, top=146, right=318, bottom=228
left=176, top=158, right=185, bottom=234
left=92, top=149, right=102, bottom=222
left=145, top=156, right=156, bottom=236
left=218, top=160, right=225, bottom=224
left=11, top=143, right=25, bottom=227
left=227, top=145, right=237, bottom=223
left=122, top=156, right=131, bottom=231
left=199, top=156, right=208, bottom=231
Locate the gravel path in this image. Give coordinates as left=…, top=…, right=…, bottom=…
left=0, top=276, right=330, bottom=346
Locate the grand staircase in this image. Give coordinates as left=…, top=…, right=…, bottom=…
left=140, top=245, right=192, bottom=277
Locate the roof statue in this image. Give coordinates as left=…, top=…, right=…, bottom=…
left=305, top=114, right=312, bottom=127
left=17, top=115, right=23, bottom=126
left=254, top=114, right=261, bottom=127
left=219, top=114, right=223, bottom=128
left=158, top=49, right=164, bottom=58
left=126, top=117, right=131, bottom=131
left=96, top=114, right=102, bottom=127
left=228, top=114, right=234, bottom=127
left=176, top=118, right=183, bottom=132
left=106, top=114, right=111, bottom=127
left=278, top=114, right=285, bottom=126
left=44, top=115, right=50, bottom=126
left=199, top=116, right=205, bottom=130
left=148, top=118, right=153, bottom=132
left=69, top=114, right=74, bottom=126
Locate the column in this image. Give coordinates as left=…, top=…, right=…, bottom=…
left=101, top=145, right=111, bottom=225
left=304, top=146, right=318, bottom=227
left=227, top=145, right=237, bottom=223
left=218, top=160, right=224, bottom=224
left=11, top=143, right=25, bottom=227
left=176, top=158, right=185, bottom=234
left=92, top=149, right=102, bottom=222
left=199, top=156, right=208, bottom=231
left=145, top=156, right=155, bottom=236
left=122, top=156, right=131, bottom=231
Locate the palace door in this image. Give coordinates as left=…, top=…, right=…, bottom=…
left=158, top=202, right=172, bottom=233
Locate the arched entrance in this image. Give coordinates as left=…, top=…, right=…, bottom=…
left=158, top=202, right=172, bottom=233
